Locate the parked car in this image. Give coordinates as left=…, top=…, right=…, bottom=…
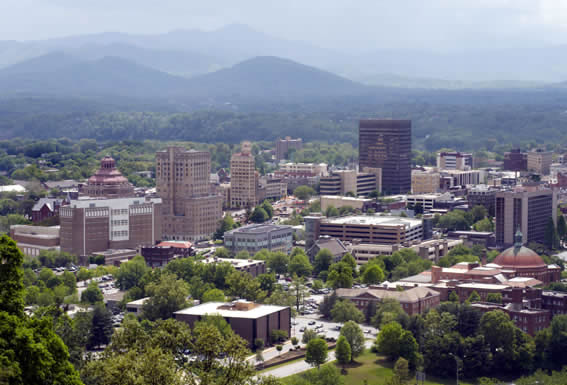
left=308, top=321, right=316, bottom=325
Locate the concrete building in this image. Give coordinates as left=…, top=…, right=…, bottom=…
left=175, top=300, right=291, bottom=346
left=80, top=156, right=135, bottom=198
left=320, top=195, right=374, bottom=213
left=503, top=149, right=528, bottom=172
left=201, top=256, right=266, bottom=278
left=359, top=119, right=411, bottom=195
left=275, top=137, right=303, bottom=162
left=256, top=177, right=287, bottom=203
left=10, top=225, right=60, bottom=257
left=156, top=146, right=223, bottom=241
left=348, top=238, right=463, bottom=264
left=92, top=249, right=137, bottom=266
left=437, top=152, right=473, bottom=170
left=60, top=197, right=161, bottom=256
left=336, top=286, right=440, bottom=316
left=527, top=150, right=553, bottom=175
left=495, top=187, right=557, bottom=247
left=467, top=185, right=500, bottom=216
left=126, top=297, right=150, bottom=316
left=223, top=223, right=293, bottom=255
left=276, top=162, right=328, bottom=177
left=406, top=192, right=453, bottom=212
left=320, top=170, right=380, bottom=197
left=305, top=214, right=423, bottom=246
left=411, top=170, right=441, bottom=194
left=443, top=170, right=483, bottom=187
left=230, top=142, right=256, bottom=208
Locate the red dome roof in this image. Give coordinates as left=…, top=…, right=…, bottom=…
left=87, top=156, right=130, bottom=185
left=493, top=246, right=546, bottom=269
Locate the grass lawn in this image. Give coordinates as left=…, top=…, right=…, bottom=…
left=281, top=350, right=475, bottom=385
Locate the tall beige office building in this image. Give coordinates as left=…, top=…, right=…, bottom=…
left=230, top=142, right=257, bottom=208
left=527, top=150, right=552, bottom=175
left=156, top=146, right=222, bottom=241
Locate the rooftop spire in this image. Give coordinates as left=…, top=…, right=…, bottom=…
left=514, top=226, right=523, bottom=253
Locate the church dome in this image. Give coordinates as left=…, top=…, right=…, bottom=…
left=493, top=229, right=546, bottom=269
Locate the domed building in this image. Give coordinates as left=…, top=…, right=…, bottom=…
left=493, top=229, right=560, bottom=284
left=81, top=156, right=135, bottom=198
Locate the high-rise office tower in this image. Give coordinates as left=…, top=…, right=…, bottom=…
left=275, top=137, right=303, bottom=162
left=359, top=119, right=411, bottom=195
left=230, top=142, right=257, bottom=208
left=495, top=187, right=557, bottom=247
left=156, top=146, right=222, bottom=241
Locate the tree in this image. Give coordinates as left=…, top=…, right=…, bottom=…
left=226, top=270, right=265, bottom=301
left=340, top=321, right=365, bottom=361
left=288, top=252, right=313, bottom=277
left=214, top=247, right=231, bottom=258
left=474, top=217, right=494, bottom=232
left=202, top=288, right=225, bottom=302
left=290, top=276, right=309, bottom=312
left=325, top=206, right=339, bottom=218
left=261, top=200, right=274, bottom=219
left=392, top=357, right=410, bottom=385
left=305, top=338, right=328, bottom=369
left=76, top=267, right=93, bottom=282
left=250, top=207, right=269, bottom=223
left=468, top=290, right=481, bottom=303
left=335, top=335, right=351, bottom=371
left=271, top=329, right=289, bottom=344
left=267, top=252, right=289, bottom=275
left=302, top=328, right=318, bottom=344
left=362, top=264, right=385, bottom=284
left=486, top=293, right=502, bottom=304
left=449, top=291, right=460, bottom=302
left=319, top=292, right=338, bottom=318
left=235, top=250, right=251, bottom=260
left=81, top=281, right=103, bottom=304
left=276, top=344, right=283, bottom=355
left=375, top=321, right=403, bottom=360
left=0, top=235, right=24, bottom=316
left=326, top=262, right=353, bottom=289
left=314, top=248, right=334, bottom=275
left=88, top=303, right=113, bottom=349
left=294, top=185, right=315, bottom=200
left=331, top=300, right=364, bottom=323
left=291, top=336, right=299, bottom=348
left=142, top=272, right=189, bottom=321
left=471, top=205, right=488, bottom=223
left=115, top=254, right=149, bottom=290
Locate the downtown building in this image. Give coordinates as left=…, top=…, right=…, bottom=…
left=156, top=146, right=223, bottom=241
left=495, top=187, right=557, bottom=247
left=359, top=119, right=411, bottom=195
left=60, top=197, right=162, bottom=256
left=275, top=137, right=303, bottom=162
left=230, top=142, right=257, bottom=208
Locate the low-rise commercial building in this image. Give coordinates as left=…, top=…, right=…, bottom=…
left=437, top=152, right=473, bottom=171
left=305, top=214, right=423, bottom=246
left=336, top=286, right=441, bottom=316
left=223, top=224, right=293, bottom=255
left=174, top=300, right=291, bottom=346
left=320, top=195, right=375, bottom=212
left=201, top=256, right=266, bottom=277
left=10, top=225, right=60, bottom=257
left=411, top=170, right=441, bottom=194
left=141, top=241, right=193, bottom=267
left=320, top=169, right=380, bottom=197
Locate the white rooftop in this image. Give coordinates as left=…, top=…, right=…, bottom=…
left=325, top=215, right=422, bottom=228
left=126, top=297, right=150, bottom=306
left=201, top=257, right=263, bottom=268
left=174, top=301, right=287, bottom=319
left=0, top=184, right=26, bottom=193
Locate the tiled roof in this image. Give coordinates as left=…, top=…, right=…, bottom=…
left=336, top=286, right=440, bottom=303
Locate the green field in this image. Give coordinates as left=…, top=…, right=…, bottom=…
left=281, top=350, right=474, bottom=385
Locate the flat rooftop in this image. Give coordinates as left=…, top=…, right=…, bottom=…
left=226, top=223, right=292, bottom=235
left=174, top=301, right=288, bottom=319
left=323, top=215, right=422, bottom=228
left=201, top=257, right=264, bottom=268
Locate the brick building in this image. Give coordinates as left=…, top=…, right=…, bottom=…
left=141, top=241, right=193, bottom=267
left=60, top=197, right=161, bottom=256
left=335, top=286, right=441, bottom=316
left=275, top=137, right=303, bottom=162
left=31, top=198, right=64, bottom=223
left=174, top=300, right=290, bottom=346
left=156, top=146, right=223, bottom=241
left=503, top=149, right=527, bottom=172
left=10, top=225, right=60, bottom=257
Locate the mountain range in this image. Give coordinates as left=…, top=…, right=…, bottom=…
left=2, top=24, right=567, bottom=87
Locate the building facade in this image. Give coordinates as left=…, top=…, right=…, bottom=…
left=10, top=225, right=60, bottom=256
left=437, top=152, right=473, bottom=170
left=60, top=197, right=161, bottom=256
left=319, top=170, right=380, bottom=197
left=230, top=142, right=257, bottom=208
left=156, top=146, right=223, bottom=241
left=359, top=119, right=411, bottom=195
left=412, top=170, right=441, bottom=194
left=495, top=188, right=557, bottom=247
left=201, top=256, right=266, bottom=278
left=275, top=137, right=303, bottom=162
left=527, top=150, right=553, bottom=175
left=223, top=223, right=294, bottom=255
left=503, top=149, right=528, bottom=172
left=468, top=185, right=499, bottom=217
left=175, top=301, right=291, bottom=346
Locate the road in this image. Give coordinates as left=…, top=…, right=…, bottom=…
left=261, top=340, right=374, bottom=379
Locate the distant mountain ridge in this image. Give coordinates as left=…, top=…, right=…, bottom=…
left=2, top=24, right=567, bottom=85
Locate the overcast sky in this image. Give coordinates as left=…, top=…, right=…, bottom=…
left=1, top=0, right=567, bottom=52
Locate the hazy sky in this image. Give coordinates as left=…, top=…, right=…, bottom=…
left=2, top=0, right=567, bottom=52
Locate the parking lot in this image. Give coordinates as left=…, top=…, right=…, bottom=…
left=292, top=315, right=379, bottom=342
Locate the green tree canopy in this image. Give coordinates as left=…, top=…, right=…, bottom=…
left=331, top=300, right=364, bottom=323
left=305, top=338, right=328, bottom=369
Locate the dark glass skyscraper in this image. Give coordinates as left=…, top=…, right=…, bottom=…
left=359, top=119, right=411, bottom=195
